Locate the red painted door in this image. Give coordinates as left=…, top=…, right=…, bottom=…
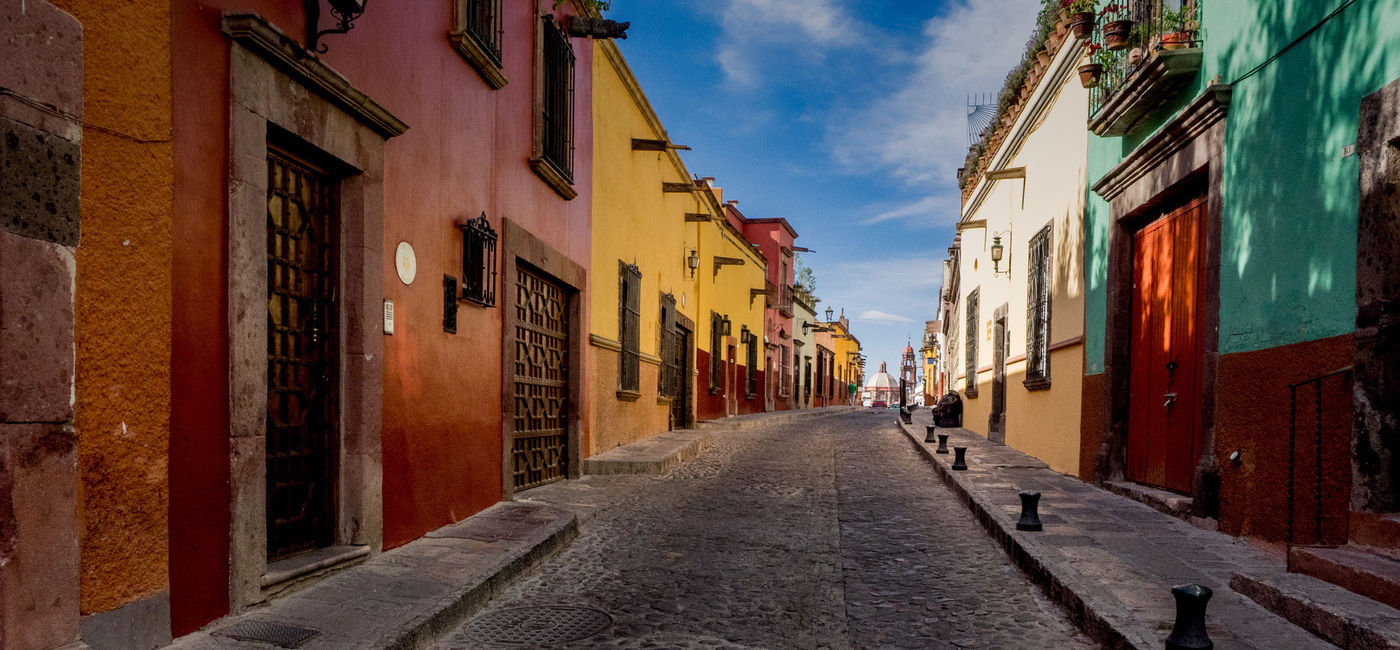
left=1128, top=195, right=1206, bottom=493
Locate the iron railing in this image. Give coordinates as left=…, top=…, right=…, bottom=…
left=540, top=15, right=575, bottom=180
left=1286, top=366, right=1352, bottom=551
left=1088, top=0, right=1204, bottom=118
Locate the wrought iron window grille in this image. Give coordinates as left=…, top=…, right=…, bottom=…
left=462, top=0, right=502, bottom=65
left=539, top=15, right=575, bottom=181
left=618, top=261, right=642, bottom=393
left=965, top=287, right=980, bottom=398
left=460, top=213, right=498, bottom=307
left=1025, top=226, right=1053, bottom=388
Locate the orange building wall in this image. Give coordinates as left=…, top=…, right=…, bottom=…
left=48, top=0, right=175, bottom=616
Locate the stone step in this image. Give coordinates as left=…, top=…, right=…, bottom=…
left=1290, top=543, right=1400, bottom=612
left=1350, top=512, right=1400, bottom=560
left=1232, top=569, right=1400, bottom=650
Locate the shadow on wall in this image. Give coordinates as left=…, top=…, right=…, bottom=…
left=1214, top=0, right=1388, bottom=353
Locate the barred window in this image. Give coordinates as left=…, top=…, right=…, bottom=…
left=745, top=331, right=759, bottom=396
left=804, top=358, right=813, bottom=399
left=779, top=344, right=791, bottom=396
left=450, top=0, right=505, bottom=88
left=1026, top=226, right=1053, bottom=389
left=710, top=312, right=724, bottom=391
left=618, top=262, right=641, bottom=392
left=534, top=15, right=575, bottom=189
left=965, top=287, right=980, bottom=398
left=658, top=293, right=678, bottom=398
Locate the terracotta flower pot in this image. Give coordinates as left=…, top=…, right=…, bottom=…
left=1069, top=11, right=1096, bottom=39
left=1103, top=19, right=1134, bottom=51
left=1037, top=48, right=1052, bottom=66
left=1161, top=32, right=1192, bottom=49
left=1078, top=62, right=1103, bottom=88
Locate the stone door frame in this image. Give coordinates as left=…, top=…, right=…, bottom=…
left=499, top=219, right=586, bottom=501
left=1091, top=85, right=1229, bottom=518
left=222, top=14, right=405, bottom=611
left=1355, top=76, right=1400, bottom=515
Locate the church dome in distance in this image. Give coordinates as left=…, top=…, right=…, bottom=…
left=866, top=362, right=898, bottom=389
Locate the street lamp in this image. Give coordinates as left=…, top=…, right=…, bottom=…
left=825, top=306, right=834, bottom=322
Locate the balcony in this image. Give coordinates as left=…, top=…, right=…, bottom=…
left=779, top=284, right=794, bottom=318
left=1087, top=0, right=1204, bottom=137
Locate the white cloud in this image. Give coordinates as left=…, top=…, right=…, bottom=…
left=829, top=0, right=1041, bottom=224
left=862, top=193, right=959, bottom=226
left=858, top=310, right=913, bottom=324
left=716, top=0, right=865, bottom=86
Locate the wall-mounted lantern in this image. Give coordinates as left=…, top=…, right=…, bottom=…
left=686, top=249, right=700, bottom=278
left=990, top=232, right=1010, bottom=277
left=721, top=316, right=732, bottom=336
left=825, top=306, right=835, bottom=322
left=305, top=0, right=368, bottom=53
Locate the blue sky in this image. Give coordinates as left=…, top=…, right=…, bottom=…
left=607, top=0, right=1041, bottom=376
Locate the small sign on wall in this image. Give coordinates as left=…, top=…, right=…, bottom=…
left=383, top=299, right=395, bottom=335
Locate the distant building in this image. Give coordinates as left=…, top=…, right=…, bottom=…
left=863, top=362, right=901, bottom=406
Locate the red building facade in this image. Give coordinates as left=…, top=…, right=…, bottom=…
left=166, top=0, right=594, bottom=636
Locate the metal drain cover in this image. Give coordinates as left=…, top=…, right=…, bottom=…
left=214, top=620, right=320, bottom=648
left=466, top=606, right=613, bottom=646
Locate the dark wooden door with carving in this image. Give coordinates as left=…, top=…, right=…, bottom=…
left=512, top=265, right=570, bottom=491
left=265, top=148, right=339, bottom=560
left=1128, top=194, right=1206, bottom=494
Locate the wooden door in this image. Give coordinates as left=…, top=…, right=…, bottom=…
left=265, top=149, right=339, bottom=560
left=990, top=313, right=1007, bottom=443
left=669, top=326, right=690, bottom=428
left=1128, top=195, right=1206, bottom=493
left=511, top=265, right=570, bottom=491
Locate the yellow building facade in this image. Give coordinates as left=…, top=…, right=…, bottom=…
left=944, top=33, right=1087, bottom=476
left=588, top=42, right=766, bottom=451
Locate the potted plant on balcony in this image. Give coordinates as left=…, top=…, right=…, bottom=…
left=1160, top=4, right=1199, bottom=50
left=1061, top=0, right=1097, bottom=39
left=1078, top=42, right=1112, bottom=88
left=1100, top=3, right=1135, bottom=51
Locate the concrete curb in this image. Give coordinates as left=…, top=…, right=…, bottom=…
left=894, top=415, right=1151, bottom=650
left=169, top=503, right=577, bottom=650
left=380, top=505, right=579, bottom=650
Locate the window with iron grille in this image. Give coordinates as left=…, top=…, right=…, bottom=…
left=658, top=293, right=677, bottom=397
left=450, top=0, right=505, bottom=89
left=618, top=262, right=641, bottom=393
left=1025, top=226, right=1053, bottom=389
left=745, top=331, right=759, bottom=396
left=779, top=344, right=791, bottom=396
left=460, top=213, right=497, bottom=307
left=531, top=14, right=575, bottom=198
left=710, top=312, right=724, bottom=391
left=965, top=287, right=980, bottom=398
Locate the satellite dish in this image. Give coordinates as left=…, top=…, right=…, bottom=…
left=967, top=93, right=997, bottom=146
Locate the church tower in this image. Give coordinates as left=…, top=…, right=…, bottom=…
left=900, top=342, right=917, bottom=407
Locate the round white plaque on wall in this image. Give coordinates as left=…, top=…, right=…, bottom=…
left=395, top=242, right=417, bottom=285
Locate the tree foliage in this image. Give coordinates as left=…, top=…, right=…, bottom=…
left=793, top=255, right=819, bottom=305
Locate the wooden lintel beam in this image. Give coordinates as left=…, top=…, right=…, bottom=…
left=662, top=182, right=695, bottom=193
left=684, top=213, right=711, bottom=222
left=633, top=138, right=692, bottom=151
left=713, top=256, right=744, bottom=274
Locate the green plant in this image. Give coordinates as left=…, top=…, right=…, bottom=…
left=1060, top=0, right=1096, bottom=14
left=554, top=0, right=611, bottom=12
left=1161, top=4, right=1198, bottom=33
left=1094, top=46, right=1117, bottom=67
left=793, top=256, right=819, bottom=305
left=960, top=0, right=1069, bottom=190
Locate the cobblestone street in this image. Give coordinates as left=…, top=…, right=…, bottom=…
left=436, top=411, right=1097, bottom=649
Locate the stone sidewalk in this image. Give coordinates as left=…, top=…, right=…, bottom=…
left=897, top=409, right=1400, bottom=650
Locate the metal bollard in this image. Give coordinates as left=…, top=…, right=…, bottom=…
left=900, top=408, right=912, bottom=424
left=925, top=424, right=938, bottom=443
left=936, top=433, right=950, bottom=454
left=1165, top=584, right=1214, bottom=650
left=1016, top=491, right=1043, bottom=531
left=951, top=446, right=968, bottom=470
